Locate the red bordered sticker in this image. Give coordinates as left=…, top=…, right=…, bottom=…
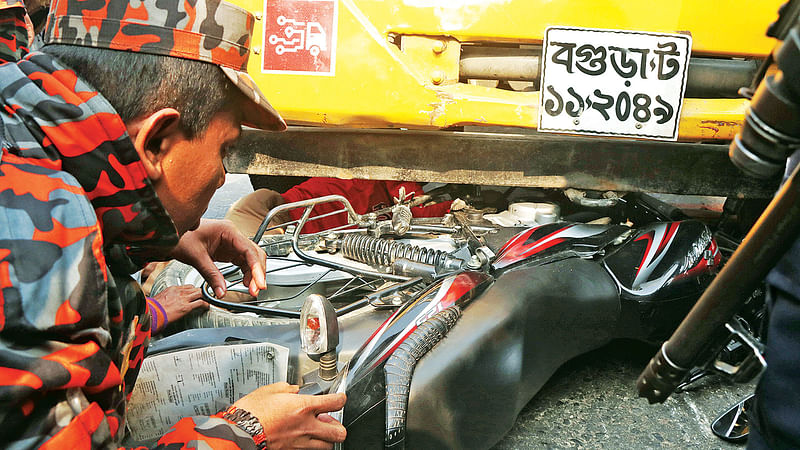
left=262, top=0, right=338, bottom=75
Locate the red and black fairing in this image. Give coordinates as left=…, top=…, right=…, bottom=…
left=602, top=220, right=720, bottom=341
left=331, top=271, right=492, bottom=448
left=604, top=221, right=719, bottom=298
left=492, top=222, right=631, bottom=271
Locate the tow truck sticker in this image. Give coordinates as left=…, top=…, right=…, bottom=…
left=262, top=0, right=338, bottom=75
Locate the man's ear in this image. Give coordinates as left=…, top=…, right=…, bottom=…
left=127, top=108, right=182, bottom=182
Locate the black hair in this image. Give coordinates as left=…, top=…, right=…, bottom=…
left=42, top=44, right=238, bottom=139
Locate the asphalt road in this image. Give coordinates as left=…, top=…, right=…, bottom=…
left=206, top=175, right=755, bottom=449
left=493, top=340, right=753, bottom=449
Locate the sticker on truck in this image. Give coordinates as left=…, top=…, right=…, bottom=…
left=262, top=0, right=338, bottom=75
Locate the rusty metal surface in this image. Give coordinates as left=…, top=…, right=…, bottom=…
left=226, top=128, right=776, bottom=198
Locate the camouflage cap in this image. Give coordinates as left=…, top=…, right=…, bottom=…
left=43, top=0, right=286, bottom=131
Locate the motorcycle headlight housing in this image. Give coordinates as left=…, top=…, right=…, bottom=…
left=300, top=294, right=339, bottom=361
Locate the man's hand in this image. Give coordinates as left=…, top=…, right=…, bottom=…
left=152, top=285, right=208, bottom=324
left=234, top=382, right=347, bottom=449
left=450, top=198, right=467, bottom=211
left=169, top=219, right=267, bottom=298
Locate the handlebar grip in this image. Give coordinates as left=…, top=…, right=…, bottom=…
left=636, top=343, right=689, bottom=404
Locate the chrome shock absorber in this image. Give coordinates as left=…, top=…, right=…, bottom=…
left=339, top=234, right=464, bottom=272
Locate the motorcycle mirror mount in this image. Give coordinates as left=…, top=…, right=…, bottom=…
left=301, top=294, right=340, bottom=381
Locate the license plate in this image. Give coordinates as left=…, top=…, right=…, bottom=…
left=538, top=27, right=692, bottom=141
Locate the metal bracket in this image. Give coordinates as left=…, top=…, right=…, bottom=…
left=711, top=319, right=766, bottom=383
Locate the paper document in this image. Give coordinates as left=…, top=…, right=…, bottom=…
left=126, top=341, right=289, bottom=441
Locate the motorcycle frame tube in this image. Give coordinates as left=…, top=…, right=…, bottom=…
left=253, top=194, right=361, bottom=243
left=287, top=208, right=410, bottom=283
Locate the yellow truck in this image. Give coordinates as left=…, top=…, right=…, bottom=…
left=225, top=0, right=783, bottom=199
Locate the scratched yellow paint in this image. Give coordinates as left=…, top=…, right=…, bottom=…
left=236, top=0, right=781, bottom=140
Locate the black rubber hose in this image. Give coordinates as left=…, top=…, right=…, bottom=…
left=384, top=306, right=462, bottom=449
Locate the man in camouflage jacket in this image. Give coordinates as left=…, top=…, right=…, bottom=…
left=0, top=0, right=347, bottom=447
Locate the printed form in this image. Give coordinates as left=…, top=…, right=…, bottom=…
left=127, top=342, right=289, bottom=441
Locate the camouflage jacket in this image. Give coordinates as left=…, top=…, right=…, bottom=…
left=0, top=6, right=257, bottom=449
left=0, top=0, right=31, bottom=62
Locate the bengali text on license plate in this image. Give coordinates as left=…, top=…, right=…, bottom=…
left=537, top=27, right=692, bottom=141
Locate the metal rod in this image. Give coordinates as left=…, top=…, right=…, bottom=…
left=257, top=206, right=350, bottom=237
left=669, top=163, right=800, bottom=360
left=303, top=222, right=359, bottom=238
left=336, top=278, right=422, bottom=315
left=459, top=46, right=757, bottom=97
left=459, top=47, right=540, bottom=81
left=254, top=195, right=361, bottom=243
left=335, top=298, right=370, bottom=316
left=329, top=276, right=382, bottom=300
left=328, top=274, right=360, bottom=299
left=332, top=282, right=380, bottom=300
left=408, top=225, right=459, bottom=234
left=290, top=207, right=411, bottom=282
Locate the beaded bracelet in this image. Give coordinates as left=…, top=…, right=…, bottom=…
left=221, top=404, right=268, bottom=449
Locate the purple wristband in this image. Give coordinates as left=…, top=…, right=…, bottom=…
left=146, top=296, right=168, bottom=332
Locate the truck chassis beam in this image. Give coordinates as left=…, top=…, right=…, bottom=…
left=227, top=128, right=776, bottom=198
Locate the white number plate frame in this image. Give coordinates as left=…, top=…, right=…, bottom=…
left=538, top=27, right=692, bottom=141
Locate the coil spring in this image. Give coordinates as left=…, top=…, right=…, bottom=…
left=340, top=234, right=450, bottom=268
